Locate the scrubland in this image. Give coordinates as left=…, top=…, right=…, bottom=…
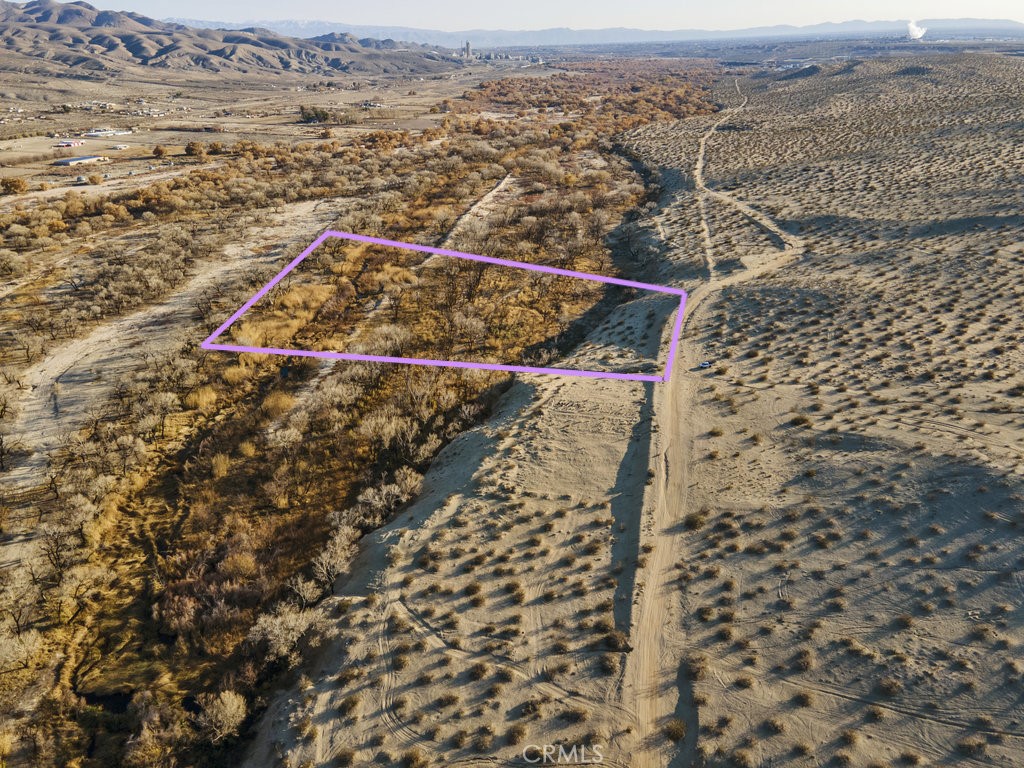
left=622, top=54, right=1024, bottom=767
left=249, top=53, right=1024, bottom=768
left=0, top=62, right=714, bottom=766
left=2, top=47, right=1021, bottom=768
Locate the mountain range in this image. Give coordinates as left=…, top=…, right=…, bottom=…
left=163, top=17, right=1024, bottom=48
left=3, top=0, right=1022, bottom=82
left=0, top=0, right=458, bottom=78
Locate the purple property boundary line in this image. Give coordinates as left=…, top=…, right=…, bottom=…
left=201, top=230, right=688, bottom=383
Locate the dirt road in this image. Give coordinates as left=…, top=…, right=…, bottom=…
left=627, top=78, right=804, bottom=767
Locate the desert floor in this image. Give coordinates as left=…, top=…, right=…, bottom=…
left=241, top=53, right=1024, bottom=768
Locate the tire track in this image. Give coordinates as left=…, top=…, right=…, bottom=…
left=629, top=77, right=805, bottom=768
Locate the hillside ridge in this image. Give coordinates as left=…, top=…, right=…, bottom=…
left=0, top=0, right=458, bottom=77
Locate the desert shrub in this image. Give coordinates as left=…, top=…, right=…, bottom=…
left=211, top=453, right=231, bottom=479
left=401, top=748, right=428, bottom=768
left=793, top=648, right=815, bottom=671
left=450, top=729, right=468, bottom=748
left=338, top=695, right=359, bottom=717
left=247, top=604, right=325, bottom=666
left=185, top=141, right=208, bottom=158
left=686, top=655, right=708, bottom=680
left=603, top=630, right=628, bottom=650
left=663, top=717, right=687, bottom=741
left=956, top=738, right=986, bottom=756
left=1, top=177, right=29, bottom=195
left=598, top=653, right=620, bottom=675
left=684, top=511, right=708, bottom=530
left=562, top=707, right=589, bottom=723
left=262, top=391, right=296, bottom=418
left=185, top=385, right=218, bottom=412
left=877, top=676, right=903, bottom=697
left=299, top=105, right=331, bottom=123
left=473, top=731, right=494, bottom=752
left=792, top=690, right=814, bottom=707
left=437, top=693, right=459, bottom=708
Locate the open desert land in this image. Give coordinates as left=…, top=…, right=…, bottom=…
left=237, top=54, right=1024, bottom=768
left=2, top=4, right=1024, bottom=764
left=624, top=55, right=1024, bottom=767
left=0, top=11, right=720, bottom=761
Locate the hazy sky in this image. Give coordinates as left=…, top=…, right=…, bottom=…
left=93, top=0, right=1024, bottom=30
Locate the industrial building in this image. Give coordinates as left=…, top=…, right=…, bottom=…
left=53, top=155, right=108, bottom=166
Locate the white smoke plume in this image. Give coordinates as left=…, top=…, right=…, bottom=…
left=908, top=20, right=927, bottom=40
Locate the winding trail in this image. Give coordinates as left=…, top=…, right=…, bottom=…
left=627, top=78, right=804, bottom=768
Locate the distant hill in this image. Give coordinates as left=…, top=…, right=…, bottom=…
left=164, top=17, right=1024, bottom=48
left=0, top=0, right=459, bottom=78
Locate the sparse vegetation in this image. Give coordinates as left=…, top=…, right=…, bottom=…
left=1, top=28, right=1022, bottom=768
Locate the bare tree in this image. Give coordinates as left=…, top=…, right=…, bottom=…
left=38, top=524, right=78, bottom=585
left=311, top=524, right=359, bottom=593
left=0, top=628, right=41, bottom=671
left=53, top=563, right=110, bottom=625
left=149, top=392, right=180, bottom=438
left=0, top=429, right=24, bottom=472
left=247, top=603, right=325, bottom=667
left=114, top=435, right=147, bottom=476
left=0, top=570, right=42, bottom=636
left=195, top=691, right=246, bottom=744
left=287, top=576, right=321, bottom=609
